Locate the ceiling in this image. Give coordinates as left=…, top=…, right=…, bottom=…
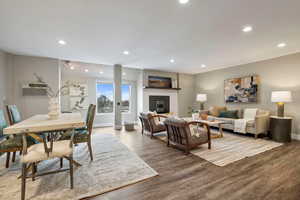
left=0, top=0, right=300, bottom=74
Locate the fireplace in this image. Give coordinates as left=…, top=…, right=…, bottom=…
left=149, top=96, right=170, bottom=114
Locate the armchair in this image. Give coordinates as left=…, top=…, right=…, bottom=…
left=139, top=112, right=167, bottom=138
left=164, top=118, right=211, bottom=154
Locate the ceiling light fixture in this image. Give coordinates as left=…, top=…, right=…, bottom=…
left=277, top=43, right=287, bottom=48
left=70, top=66, right=75, bottom=70
left=123, top=51, right=130, bottom=55
left=179, top=0, right=189, bottom=4
left=201, top=64, right=207, bottom=68
left=242, top=26, right=253, bottom=33
left=58, top=40, right=66, bottom=45
left=84, top=69, right=89, bottom=72
left=170, top=59, right=175, bottom=63
left=123, top=72, right=126, bottom=76
left=99, top=71, right=104, bottom=74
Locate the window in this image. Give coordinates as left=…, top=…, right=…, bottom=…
left=121, top=84, right=131, bottom=113
left=97, top=83, right=114, bottom=113
left=96, top=83, right=131, bottom=113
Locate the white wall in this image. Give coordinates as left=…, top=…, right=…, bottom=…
left=141, top=69, right=196, bottom=117
left=10, top=55, right=60, bottom=119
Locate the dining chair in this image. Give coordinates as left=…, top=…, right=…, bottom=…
left=60, top=104, right=96, bottom=161
left=4, top=105, right=39, bottom=168
left=0, top=109, right=36, bottom=168
left=20, top=131, right=75, bottom=200
left=6, top=105, right=22, bottom=125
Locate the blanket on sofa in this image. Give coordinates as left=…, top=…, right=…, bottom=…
left=234, top=108, right=257, bottom=133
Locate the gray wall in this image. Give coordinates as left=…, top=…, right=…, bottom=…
left=195, top=52, right=300, bottom=135
left=0, top=51, right=8, bottom=109
left=178, top=73, right=196, bottom=117
left=10, top=55, right=60, bottom=119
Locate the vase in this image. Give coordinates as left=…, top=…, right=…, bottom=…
left=48, top=97, right=60, bottom=120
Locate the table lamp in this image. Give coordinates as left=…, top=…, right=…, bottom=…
left=271, top=91, right=292, bottom=117
left=196, top=94, right=207, bottom=110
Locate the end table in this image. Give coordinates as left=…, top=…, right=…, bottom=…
left=270, top=116, right=292, bottom=143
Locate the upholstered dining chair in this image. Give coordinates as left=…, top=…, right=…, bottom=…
left=139, top=112, right=167, bottom=138
left=6, top=105, right=22, bottom=125
left=4, top=105, right=39, bottom=168
left=20, top=131, right=75, bottom=200
left=60, top=104, right=96, bottom=161
left=164, top=117, right=211, bottom=154
left=0, top=109, right=36, bottom=168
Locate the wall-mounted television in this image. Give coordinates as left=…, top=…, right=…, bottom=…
left=148, top=76, right=172, bottom=88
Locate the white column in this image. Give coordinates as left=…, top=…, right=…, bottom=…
left=114, top=64, right=122, bottom=130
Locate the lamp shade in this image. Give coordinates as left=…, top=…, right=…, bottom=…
left=271, top=91, right=292, bottom=103
left=196, top=94, right=207, bottom=102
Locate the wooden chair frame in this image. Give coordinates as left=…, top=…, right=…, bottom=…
left=139, top=114, right=167, bottom=138
left=21, top=130, right=75, bottom=200
left=0, top=105, right=23, bottom=168
left=164, top=120, right=211, bottom=154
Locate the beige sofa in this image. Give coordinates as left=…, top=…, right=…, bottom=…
left=200, top=106, right=270, bottom=138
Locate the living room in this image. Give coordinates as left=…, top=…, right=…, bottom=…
left=1, top=0, right=300, bottom=200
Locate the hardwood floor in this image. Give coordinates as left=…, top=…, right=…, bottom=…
left=90, top=127, right=300, bottom=200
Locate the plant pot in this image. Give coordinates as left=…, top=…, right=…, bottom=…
left=48, top=97, right=60, bottom=120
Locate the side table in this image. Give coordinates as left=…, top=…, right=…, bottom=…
left=270, top=116, right=292, bottom=143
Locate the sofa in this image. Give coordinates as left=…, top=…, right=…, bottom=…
left=199, top=106, right=270, bottom=138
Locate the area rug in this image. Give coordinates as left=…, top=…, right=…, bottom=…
left=155, top=131, right=282, bottom=167
left=0, top=133, right=158, bottom=200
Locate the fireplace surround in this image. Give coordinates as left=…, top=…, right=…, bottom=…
left=149, top=96, right=170, bottom=114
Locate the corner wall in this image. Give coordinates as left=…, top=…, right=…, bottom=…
left=195, top=52, right=300, bottom=136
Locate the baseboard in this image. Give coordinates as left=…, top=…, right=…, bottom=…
left=94, top=123, right=113, bottom=128
left=94, top=121, right=139, bottom=128
left=292, top=133, right=300, bottom=141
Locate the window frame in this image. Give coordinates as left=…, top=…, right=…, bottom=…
left=96, top=81, right=132, bottom=115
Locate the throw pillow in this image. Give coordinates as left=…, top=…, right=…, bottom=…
left=200, top=113, right=208, bottom=120
left=150, top=111, right=160, bottom=125
left=219, top=110, right=239, bottom=119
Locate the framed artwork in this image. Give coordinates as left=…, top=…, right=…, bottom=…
left=224, top=75, right=259, bottom=103
left=69, top=97, right=89, bottom=110
left=69, top=84, right=88, bottom=97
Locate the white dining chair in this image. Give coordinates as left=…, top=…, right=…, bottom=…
left=20, top=131, right=75, bottom=200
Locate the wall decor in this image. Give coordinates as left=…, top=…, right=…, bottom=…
left=148, top=76, right=172, bottom=88
left=224, top=75, right=259, bottom=103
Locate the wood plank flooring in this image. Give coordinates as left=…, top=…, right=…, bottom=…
left=90, top=127, right=300, bottom=200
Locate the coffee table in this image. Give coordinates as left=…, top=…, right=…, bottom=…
left=183, top=117, right=227, bottom=139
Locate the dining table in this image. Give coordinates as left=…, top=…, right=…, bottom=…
left=3, top=113, right=86, bottom=167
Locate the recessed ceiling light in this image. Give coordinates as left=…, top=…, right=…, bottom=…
left=242, top=26, right=253, bottom=33
left=84, top=69, right=89, bottom=72
left=179, top=0, right=189, bottom=4
left=58, top=40, right=66, bottom=45
left=201, top=64, right=207, bottom=68
left=170, top=59, right=175, bottom=63
left=99, top=71, right=104, bottom=74
left=123, top=51, right=130, bottom=55
left=277, top=43, right=287, bottom=48
left=123, top=72, right=126, bottom=76
left=70, top=66, right=75, bottom=70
